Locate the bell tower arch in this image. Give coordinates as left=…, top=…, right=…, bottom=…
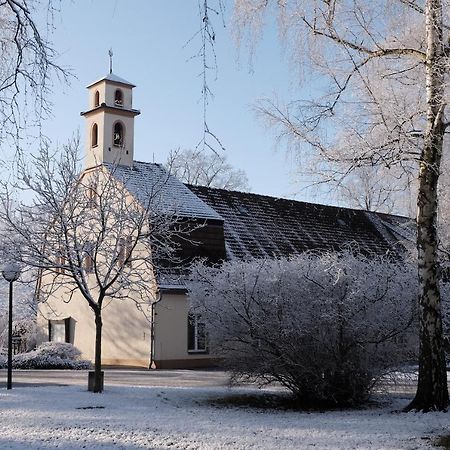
left=81, top=73, right=140, bottom=168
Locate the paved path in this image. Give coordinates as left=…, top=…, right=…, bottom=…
left=0, top=368, right=231, bottom=389
left=3, top=369, right=446, bottom=394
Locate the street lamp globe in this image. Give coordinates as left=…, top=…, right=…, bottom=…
left=2, top=262, right=21, bottom=282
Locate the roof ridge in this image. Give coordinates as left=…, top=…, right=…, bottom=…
left=187, top=184, right=408, bottom=221
left=133, top=159, right=161, bottom=167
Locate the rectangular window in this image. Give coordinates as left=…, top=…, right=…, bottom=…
left=86, top=184, right=98, bottom=208
left=117, top=238, right=126, bottom=266
left=118, top=236, right=133, bottom=267
left=55, top=250, right=65, bottom=274
left=84, top=242, right=94, bottom=273
left=188, top=313, right=208, bottom=353
left=48, top=318, right=71, bottom=343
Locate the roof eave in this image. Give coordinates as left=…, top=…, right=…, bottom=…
left=87, top=78, right=136, bottom=89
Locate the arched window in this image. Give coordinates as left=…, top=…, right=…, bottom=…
left=91, top=123, right=98, bottom=147
left=113, top=122, right=124, bottom=147
left=114, top=89, right=123, bottom=107
left=94, top=90, right=100, bottom=107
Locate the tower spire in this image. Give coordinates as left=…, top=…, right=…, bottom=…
left=108, top=48, right=113, bottom=74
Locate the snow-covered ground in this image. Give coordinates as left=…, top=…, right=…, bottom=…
left=0, top=385, right=448, bottom=449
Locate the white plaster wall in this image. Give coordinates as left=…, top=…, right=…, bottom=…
left=84, top=110, right=135, bottom=168
left=153, top=294, right=211, bottom=364
left=88, top=82, right=132, bottom=110
left=85, top=112, right=105, bottom=168
left=89, top=84, right=104, bottom=109
left=103, top=112, right=134, bottom=166
left=37, top=283, right=153, bottom=367
left=84, top=79, right=136, bottom=169
left=104, top=83, right=133, bottom=109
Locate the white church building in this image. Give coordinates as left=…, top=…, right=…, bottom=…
left=37, top=72, right=409, bottom=368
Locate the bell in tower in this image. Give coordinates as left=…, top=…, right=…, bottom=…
left=81, top=70, right=140, bottom=169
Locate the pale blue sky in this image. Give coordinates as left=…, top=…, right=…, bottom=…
left=42, top=0, right=320, bottom=201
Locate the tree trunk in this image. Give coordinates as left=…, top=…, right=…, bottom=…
left=407, top=0, right=449, bottom=412
left=94, top=311, right=103, bottom=393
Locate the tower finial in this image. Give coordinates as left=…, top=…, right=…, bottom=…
left=108, top=48, right=113, bottom=74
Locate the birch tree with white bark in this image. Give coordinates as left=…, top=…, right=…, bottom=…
left=229, top=0, right=450, bottom=411
left=0, top=139, right=190, bottom=392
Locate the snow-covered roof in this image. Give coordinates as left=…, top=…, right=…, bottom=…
left=102, top=161, right=409, bottom=262
left=188, top=185, right=409, bottom=260
left=87, top=73, right=136, bottom=88
left=157, top=270, right=189, bottom=292
left=374, top=212, right=415, bottom=243
left=105, top=161, right=223, bottom=221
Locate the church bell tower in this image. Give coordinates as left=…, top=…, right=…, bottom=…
left=81, top=72, right=140, bottom=168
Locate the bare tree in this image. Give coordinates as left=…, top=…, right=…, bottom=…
left=165, top=148, right=250, bottom=191
left=0, top=138, right=189, bottom=392
left=0, top=0, right=67, bottom=147
left=229, top=0, right=450, bottom=411
left=330, top=165, right=416, bottom=215
left=184, top=1, right=226, bottom=153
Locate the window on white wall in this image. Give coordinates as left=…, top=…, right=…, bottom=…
left=83, top=242, right=95, bottom=273
left=49, top=318, right=71, bottom=343
left=86, top=183, right=98, bottom=208
left=114, top=89, right=123, bottom=106
left=113, top=122, right=124, bottom=147
left=55, top=250, right=66, bottom=274
left=188, top=313, right=208, bottom=353
left=91, top=123, right=98, bottom=147
left=117, top=236, right=133, bottom=267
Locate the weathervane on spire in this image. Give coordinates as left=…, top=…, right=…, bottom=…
left=109, top=48, right=113, bottom=74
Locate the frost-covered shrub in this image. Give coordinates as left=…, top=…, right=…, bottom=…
left=12, top=342, right=91, bottom=369
left=0, top=348, right=5, bottom=368
left=190, top=251, right=418, bottom=406
left=33, top=342, right=82, bottom=360
left=0, top=315, right=6, bottom=350
left=13, top=318, right=38, bottom=352
left=0, top=318, right=37, bottom=354
left=0, top=276, right=37, bottom=352
left=0, top=317, right=37, bottom=360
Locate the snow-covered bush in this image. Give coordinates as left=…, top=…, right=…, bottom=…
left=189, top=251, right=418, bottom=406
left=10, top=342, right=91, bottom=370
left=0, top=315, right=6, bottom=350
left=31, top=342, right=83, bottom=360
left=0, top=275, right=37, bottom=353
left=0, top=347, right=5, bottom=368
left=0, top=318, right=37, bottom=354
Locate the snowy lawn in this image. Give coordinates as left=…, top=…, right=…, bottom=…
left=0, top=385, right=449, bottom=449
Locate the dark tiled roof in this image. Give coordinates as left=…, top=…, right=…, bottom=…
left=105, top=161, right=223, bottom=221
left=187, top=185, right=412, bottom=260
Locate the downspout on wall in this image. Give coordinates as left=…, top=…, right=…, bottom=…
left=149, top=289, right=162, bottom=369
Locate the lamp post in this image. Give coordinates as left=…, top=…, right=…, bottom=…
left=2, top=262, right=21, bottom=390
